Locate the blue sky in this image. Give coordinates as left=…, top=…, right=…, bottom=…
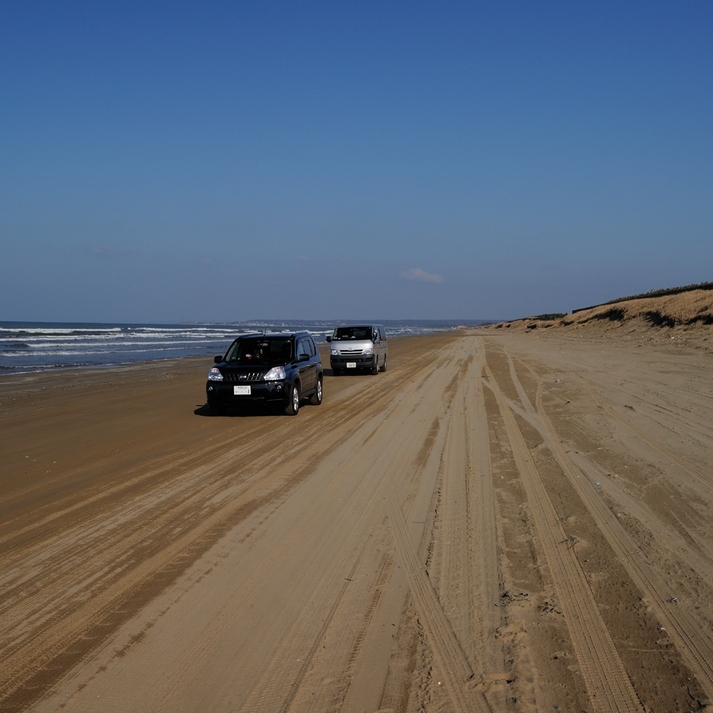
left=2, top=1, right=711, bottom=322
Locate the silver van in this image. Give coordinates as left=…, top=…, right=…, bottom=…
left=327, top=324, right=387, bottom=375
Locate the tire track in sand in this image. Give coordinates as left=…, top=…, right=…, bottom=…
left=128, top=337, right=467, bottom=713
left=388, top=498, right=492, bottom=713
left=0, top=357, right=436, bottom=712
left=424, top=341, right=508, bottom=707
left=580, top=377, right=713, bottom=494
left=504, top=351, right=713, bottom=700
left=484, top=363, right=643, bottom=713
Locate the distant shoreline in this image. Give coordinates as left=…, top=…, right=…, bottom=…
left=0, top=320, right=485, bottom=376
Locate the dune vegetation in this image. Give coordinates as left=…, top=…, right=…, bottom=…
left=492, top=282, right=713, bottom=334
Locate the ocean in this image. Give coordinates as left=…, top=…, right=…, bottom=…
left=0, top=319, right=488, bottom=375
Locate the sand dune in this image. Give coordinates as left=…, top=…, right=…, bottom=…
left=493, top=286, right=713, bottom=341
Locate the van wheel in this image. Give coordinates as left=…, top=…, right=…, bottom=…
left=380, top=356, right=387, bottom=372
left=285, top=383, right=300, bottom=415
left=309, top=376, right=323, bottom=405
left=371, top=361, right=379, bottom=375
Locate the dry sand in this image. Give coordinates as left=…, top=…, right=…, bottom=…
left=1, top=319, right=713, bottom=712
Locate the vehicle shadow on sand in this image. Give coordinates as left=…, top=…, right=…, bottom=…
left=193, top=403, right=284, bottom=418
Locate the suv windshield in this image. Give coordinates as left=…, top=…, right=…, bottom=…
left=333, top=326, right=372, bottom=340
left=224, top=338, right=293, bottom=366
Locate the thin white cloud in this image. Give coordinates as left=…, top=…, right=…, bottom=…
left=401, top=267, right=444, bottom=284
left=81, top=243, right=116, bottom=256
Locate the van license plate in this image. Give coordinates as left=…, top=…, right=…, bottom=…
left=234, top=385, right=251, bottom=395
left=346, top=362, right=357, bottom=369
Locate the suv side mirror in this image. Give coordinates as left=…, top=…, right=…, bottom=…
left=214, top=355, right=223, bottom=363
left=299, top=353, right=310, bottom=362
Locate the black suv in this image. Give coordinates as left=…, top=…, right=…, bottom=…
left=206, top=332, right=323, bottom=415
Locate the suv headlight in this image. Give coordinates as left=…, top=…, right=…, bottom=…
left=208, top=367, right=223, bottom=381
left=263, top=366, right=286, bottom=381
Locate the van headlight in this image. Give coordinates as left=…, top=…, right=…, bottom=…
left=362, top=346, right=373, bottom=355
left=264, top=366, right=286, bottom=381
left=208, top=367, right=223, bottom=381
left=331, top=349, right=339, bottom=355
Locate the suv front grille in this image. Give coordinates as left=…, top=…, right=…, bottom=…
left=223, top=371, right=265, bottom=383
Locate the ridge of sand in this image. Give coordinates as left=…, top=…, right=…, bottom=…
left=484, top=287, right=713, bottom=350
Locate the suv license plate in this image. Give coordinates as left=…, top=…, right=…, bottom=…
left=346, top=362, right=357, bottom=369
left=234, top=385, right=251, bottom=395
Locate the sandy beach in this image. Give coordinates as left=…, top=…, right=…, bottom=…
left=2, top=326, right=713, bottom=712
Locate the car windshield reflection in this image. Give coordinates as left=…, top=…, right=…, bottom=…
left=333, top=327, right=372, bottom=340
left=225, top=339, right=293, bottom=366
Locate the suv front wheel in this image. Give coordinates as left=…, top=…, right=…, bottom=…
left=285, top=383, right=301, bottom=415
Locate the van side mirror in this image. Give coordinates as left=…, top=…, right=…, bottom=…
left=326, top=336, right=332, bottom=342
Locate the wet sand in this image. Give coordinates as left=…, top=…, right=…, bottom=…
left=1, top=329, right=713, bottom=712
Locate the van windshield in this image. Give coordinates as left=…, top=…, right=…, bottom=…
left=333, top=326, right=372, bottom=340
